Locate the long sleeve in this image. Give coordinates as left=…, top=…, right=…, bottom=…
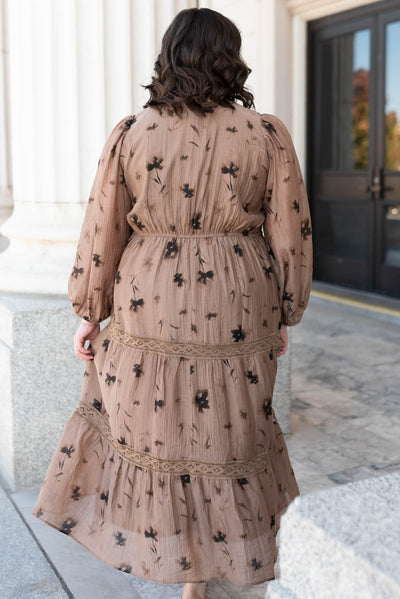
left=260, top=113, right=313, bottom=326
left=68, top=115, right=135, bottom=323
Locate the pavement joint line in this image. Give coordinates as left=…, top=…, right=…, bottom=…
left=310, top=290, right=400, bottom=317
left=6, top=489, right=74, bottom=599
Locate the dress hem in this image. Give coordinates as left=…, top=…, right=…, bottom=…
left=30, top=511, right=277, bottom=586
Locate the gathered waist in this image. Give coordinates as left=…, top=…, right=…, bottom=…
left=132, top=229, right=263, bottom=238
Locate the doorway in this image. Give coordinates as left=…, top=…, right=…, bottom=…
left=308, top=0, right=400, bottom=297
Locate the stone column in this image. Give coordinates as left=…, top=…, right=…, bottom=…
left=0, top=0, right=133, bottom=293
left=0, top=0, right=12, bottom=245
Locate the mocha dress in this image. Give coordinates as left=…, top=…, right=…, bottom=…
left=31, top=102, right=313, bottom=586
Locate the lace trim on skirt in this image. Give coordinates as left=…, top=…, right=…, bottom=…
left=75, top=401, right=273, bottom=478
left=108, top=314, right=283, bottom=358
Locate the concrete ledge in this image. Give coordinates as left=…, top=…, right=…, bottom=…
left=0, top=292, right=88, bottom=491
left=267, top=470, right=400, bottom=599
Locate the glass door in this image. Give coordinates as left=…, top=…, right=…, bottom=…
left=309, top=0, right=400, bottom=296
left=377, top=13, right=400, bottom=293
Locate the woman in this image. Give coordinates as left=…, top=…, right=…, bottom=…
left=32, top=7, right=312, bottom=599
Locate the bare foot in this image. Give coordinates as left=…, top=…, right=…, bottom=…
left=181, top=581, right=209, bottom=599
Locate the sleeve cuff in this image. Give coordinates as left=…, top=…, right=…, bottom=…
left=281, top=312, right=303, bottom=327
left=80, top=317, right=101, bottom=326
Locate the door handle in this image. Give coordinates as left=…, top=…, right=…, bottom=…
left=366, top=184, right=395, bottom=192
left=366, top=183, right=381, bottom=192
left=366, top=168, right=394, bottom=194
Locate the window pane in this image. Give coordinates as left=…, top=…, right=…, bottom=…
left=318, top=29, right=370, bottom=171
left=315, top=200, right=369, bottom=260
left=385, top=21, right=400, bottom=172
left=383, top=204, right=400, bottom=266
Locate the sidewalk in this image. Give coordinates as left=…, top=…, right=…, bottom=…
left=2, top=283, right=400, bottom=599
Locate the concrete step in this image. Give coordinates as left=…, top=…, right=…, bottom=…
left=266, top=580, right=298, bottom=598
left=0, top=485, right=68, bottom=599
left=266, top=470, right=400, bottom=599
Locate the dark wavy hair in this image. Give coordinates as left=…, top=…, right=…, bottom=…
left=142, top=8, right=255, bottom=117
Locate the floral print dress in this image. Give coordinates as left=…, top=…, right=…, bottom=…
left=31, top=102, right=313, bottom=586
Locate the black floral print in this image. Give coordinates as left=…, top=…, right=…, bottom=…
left=245, top=370, right=258, bottom=384
left=237, top=477, right=249, bottom=487
left=146, top=156, right=164, bottom=171
left=194, top=389, right=209, bottom=413
left=100, top=490, right=109, bottom=505
left=92, top=399, right=102, bottom=411
left=129, top=298, right=144, bottom=311
left=60, top=444, right=75, bottom=458
left=250, top=557, right=263, bottom=571
left=124, top=115, right=137, bottom=128
left=165, top=238, right=179, bottom=258
left=197, top=269, right=214, bottom=284
left=118, top=563, right=133, bottom=573
left=105, top=373, right=116, bottom=385
left=191, top=213, right=202, bottom=230
left=181, top=474, right=191, bottom=485
left=144, top=526, right=158, bottom=541
left=301, top=218, right=312, bottom=240
left=71, top=486, right=81, bottom=501
left=146, top=156, right=166, bottom=192
left=173, top=272, right=184, bottom=287
left=231, top=325, right=245, bottom=342
left=115, top=531, right=127, bottom=546
left=263, top=398, right=273, bottom=419
left=179, top=556, right=192, bottom=571
left=221, top=161, right=239, bottom=197
left=292, top=199, right=300, bottom=213
left=221, top=162, right=239, bottom=177
left=59, top=518, right=77, bottom=535
left=154, top=399, right=164, bottom=412
left=182, top=183, right=195, bottom=198
left=213, top=530, right=227, bottom=543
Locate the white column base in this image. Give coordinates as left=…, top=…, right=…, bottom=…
left=0, top=201, right=84, bottom=294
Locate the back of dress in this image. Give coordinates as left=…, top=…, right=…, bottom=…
left=33, top=103, right=313, bottom=586
left=68, top=103, right=313, bottom=343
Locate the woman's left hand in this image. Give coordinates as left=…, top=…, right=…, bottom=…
left=73, top=321, right=100, bottom=361
left=277, top=324, right=288, bottom=357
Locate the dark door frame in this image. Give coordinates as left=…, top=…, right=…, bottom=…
left=307, top=0, right=400, bottom=297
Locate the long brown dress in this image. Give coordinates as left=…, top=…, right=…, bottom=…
left=31, top=102, right=313, bottom=586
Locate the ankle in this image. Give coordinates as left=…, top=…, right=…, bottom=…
left=181, top=581, right=208, bottom=599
